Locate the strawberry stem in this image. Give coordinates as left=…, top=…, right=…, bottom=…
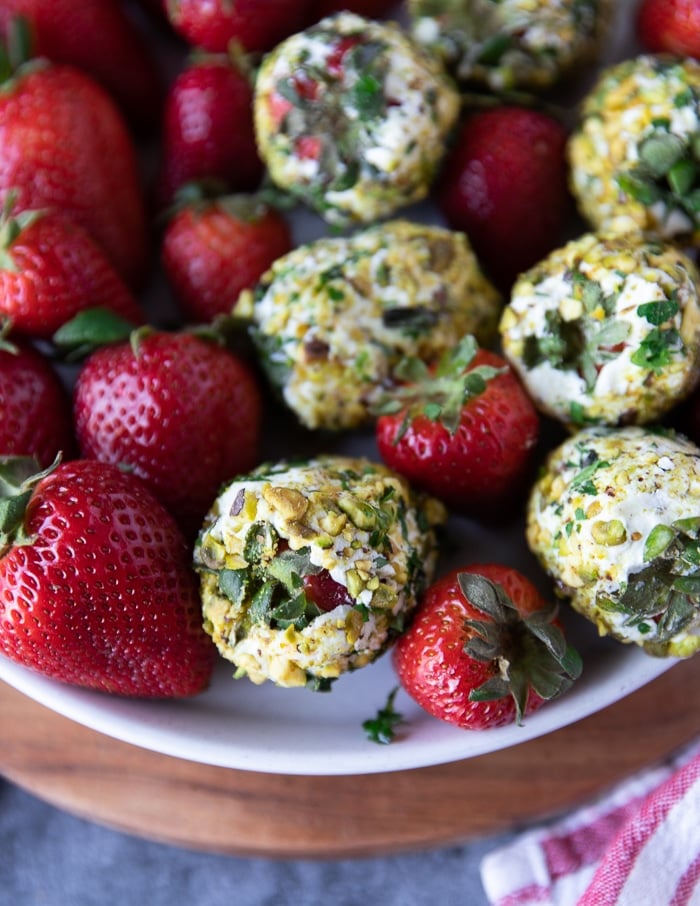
left=0, top=454, right=60, bottom=557
left=372, top=335, right=505, bottom=436
left=458, top=572, right=583, bottom=725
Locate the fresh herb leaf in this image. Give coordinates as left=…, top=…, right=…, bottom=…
left=362, top=687, right=404, bottom=744
left=630, top=327, right=682, bottom=371
left=636, top=297, right=679, bottom=326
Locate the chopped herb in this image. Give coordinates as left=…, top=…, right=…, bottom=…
left=352, top=72, right=384, bottom=120
left=597, top=519, right=700, bottom=641
left=382, top=306, right=440, bottom=333
left=270, top=591, right=322, bottom=630
left=570, top=457, right=609, bottom=494
left=218, top=569, right=247, bottom=606
left=362, top=687, right=404, bottom=744
left=630, top=326, right=682, bottom=371
left=636, top=297, right=679, bottom=325
left=327, top=285, right=345, bottom=301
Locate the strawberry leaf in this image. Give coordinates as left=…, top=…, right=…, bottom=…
left=0, top=454, right=59, bottom=557
left=458, top=570, right=582, bottom=724
left=52, top=307, right=138, bottom=361
left=468, top=675, right=510, bottom=702
left=372, top=335, right=505, bottom=437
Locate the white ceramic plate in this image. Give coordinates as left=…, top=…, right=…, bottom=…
left=2, top=0, right=678, bottom=776
left=0, top=553, right=676, bottom=776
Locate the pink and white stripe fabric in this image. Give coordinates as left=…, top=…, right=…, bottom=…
left=481, top=739, right=700, bottom=906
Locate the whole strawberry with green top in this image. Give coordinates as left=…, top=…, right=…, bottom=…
left=0, top=201, right=143, bottom=338
left=0, top=456, right=216, bottom=697
left=374, top=335, right=540, bottom=520
left=393, top=563, right=582, bottom=730
left=0, top=25, right=150, bottom=286
left=161, top=191, right=292, bottom=323
left=73, top=328, right=263, bottom=537
left=155, top=53, right=263, bottom=209
left=0, top=0, right=164, bottom=132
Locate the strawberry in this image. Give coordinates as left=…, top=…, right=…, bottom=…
left=392, top=563, right=582, bottom=730
left=72, top=329, right=263, bottom=537
left=374, top=336, right=540, bottom=520
left=435, top=105, right=570, bottom=292
left=0, top=202, right=143, bottom=339
left=0, top=329, right=75, bottom=466
left=636, top=0, right=700, bottom=59
left=305, top=0, right=397, bottom=23
left=161, top=192, right=292, bottom=322
left=154, top=52, right=264, bottom=209
left=0, top=456, right=216, bottom=697
left=164, top=0, right=312, bottom=54
left=0, top=51, right=150, bottom=287
left=0, top=0, right=165, bottom=132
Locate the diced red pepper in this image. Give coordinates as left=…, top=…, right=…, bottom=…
left=268, top=91, right=293, bottom=128
left=295, top=135, right=323, bottom=159
left=292, top=70, right=320, bottom=100
left=303, top=570, right=354, bottom=612
left=326, top=36, right=361, bottom=78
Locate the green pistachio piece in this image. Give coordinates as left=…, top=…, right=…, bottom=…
left=591, top=519, right=627, bottom=546
left=639, top=132, right=687, bottom=178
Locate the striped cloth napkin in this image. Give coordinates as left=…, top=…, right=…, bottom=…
left=480, top=738, right=700, bottom=906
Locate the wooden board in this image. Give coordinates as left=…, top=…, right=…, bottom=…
left=2, top=658, right=700, bottom=859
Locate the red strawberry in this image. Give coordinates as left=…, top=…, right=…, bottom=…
left=0, top=331, right=75, bottom=466
left=165, top=0, right=312, bottom=53
left=374, top=336, right=540, bottom=520
left=73, top=329, right=263, bottom=537
left=0, top=456, right=216, bottom=697
left=154, top=53, right=264, bottom=208
left=161, top=193, right=292, bottom=322
left=0, top=0, right=165, bottom=131
left=0, top=56, right=150, bottom=287
left=636, top=0, right=700, bottom=59
left=435, top=105, right=570, bottom=292
left=305, top=0, right=397, bottom=23
left=393, top=564, right=582, bottom=730
left=0, top=203, right=143, bottom=339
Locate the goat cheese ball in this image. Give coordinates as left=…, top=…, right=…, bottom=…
left=408, top=0, right=610, bottom=91
left=193, top=455, right=446, bottom=688
left=568, top=54, right=700, bottom=243
left=239, top=219, right=502, bottom=431
left=253, top=12, right=460, bottom=226
left=527, top=426, right=700, bottom=658
left=499, top=232, right=700, bottom=428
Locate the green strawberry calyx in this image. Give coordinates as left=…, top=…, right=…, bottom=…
left=0, top=16, right=48, bottom=88
left=163, top=179, right=296, bottom=225
left=372, top=334, right=505, bottom=439
left=0, top=317, right=18, bottom=354
left=458, top=572, right=583, bottom=725
left=0, top=191, right=43, bottom=273
left=52, top=307, right=139, bottom=361
left=0, top=454, right=59, bottom=558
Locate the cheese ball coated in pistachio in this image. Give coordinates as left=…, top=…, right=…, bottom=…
left=568, top=54, right=700, bottom=243
left=240, top=219, right=502, bottom=431
left=408, top=0, right=610, bottom=91
left=193, top=455, right=447, bottom=689
left=527, top=426, right=700, bottom=658
left=253, top=12, right=460, bottom=226
left=499, top=232, right=700, bottom=428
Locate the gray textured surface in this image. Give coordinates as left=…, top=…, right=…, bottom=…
left=0, top=778, right=516, bottom=906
